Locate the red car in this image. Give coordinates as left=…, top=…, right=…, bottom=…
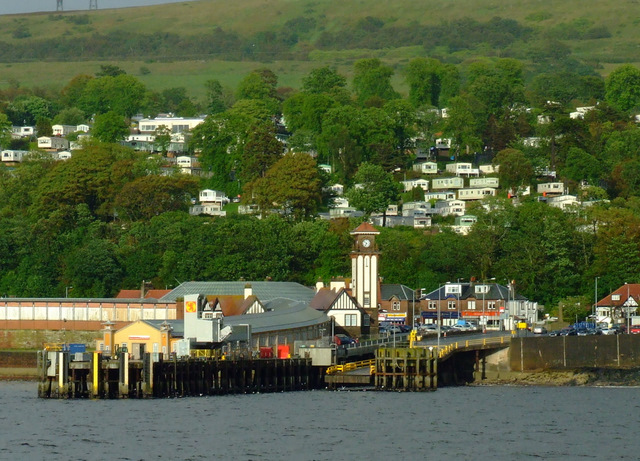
left=630, top=325, right=640, bottom=334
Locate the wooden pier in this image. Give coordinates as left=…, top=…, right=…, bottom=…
left=375, top=347, right=438, bottom=391
left=37, top=350, right=324, bottom=399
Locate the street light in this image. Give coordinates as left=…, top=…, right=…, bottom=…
left=65, top=286, right=73, bottom=298
left=594, top=277, right=599, bottom=327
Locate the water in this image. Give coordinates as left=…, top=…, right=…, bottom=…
left=0, top=381, right=638, bottom=460
left=0, top=1, right=195, bottom=16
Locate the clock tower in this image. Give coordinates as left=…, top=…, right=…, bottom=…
left=350, top=222, right=380, bottom=309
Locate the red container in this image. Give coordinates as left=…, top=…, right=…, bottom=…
left=259, top=347, right=274, bottom=359
left=277, top=344, right=290, bottom=359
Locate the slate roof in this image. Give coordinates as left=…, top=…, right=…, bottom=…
left=143, top=319, right=185, bottom=337
left=423, top=283, right=527, bottom=301
left=381, top=284, right=416, bottom=301
left=309, top=287, right=341, bottom=311
left=160, top=281, right=316, bottom=303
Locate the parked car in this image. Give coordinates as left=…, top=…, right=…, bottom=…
left=532, top=325, right=548, bottom=335
left=334, top=334, right=355, bottom=346
left=380, top=325, right=402, bottom=335
left=630, top=326, right=640, bottom=334
left=398, top=324, right=412, bottom=333
left=559, top=328, right=577, bottom=336
left=548, top=330, right=562, bottom=337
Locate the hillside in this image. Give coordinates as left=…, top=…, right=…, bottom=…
left=0, top=0, right=639, bottom=96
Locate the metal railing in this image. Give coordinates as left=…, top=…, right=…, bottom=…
left=326, top=358, right=376, bottom=375
left=423, top=334, right=511, bottom=359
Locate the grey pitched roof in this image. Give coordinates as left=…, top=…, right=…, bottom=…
left=423, top=283, right=528, bottom=301
left=160, top=281, right=316, bottom=303
left=142, top=319, right=185, bottom=337
left=381, top=284, right=416, bottom=301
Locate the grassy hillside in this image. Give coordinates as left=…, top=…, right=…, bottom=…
left=0, top=0, right=639, bottom=98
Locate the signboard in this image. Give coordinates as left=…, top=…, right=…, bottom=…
left=186, top=301, right=197, bottom=313
left=129, top=335, right=150, bottom=340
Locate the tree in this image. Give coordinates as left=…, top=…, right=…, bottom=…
left=96, top=64, right=126, bottom=77
left=35, top=118, right=53, bottom=137
left=302, top=66, right=347, bottom=95
left=205, top=79, right=228, bottom=114
left=352, top=58, right=399, bottom=106
left=92, top=111, right=128, bottom=143
left=153, top=126, right=172, bottom=155
left=605, top=65, right=640, bottom=112
left=247, top=152, right=322, bottom=220
left=79, top=74, right=146, bottom=118
left=404, top=57, right=442, bottom=107
left=114, top=174, right=199, bottom=221
left=240, top=123, right=284, bottom=184
left=346, top=162, right=400, bottom=224
left=0, top=113, right=12, bottom=148
left=493, top=148, right=533, bottom=191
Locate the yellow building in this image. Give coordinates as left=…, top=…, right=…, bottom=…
left=95, top=319, right=182, bottom=359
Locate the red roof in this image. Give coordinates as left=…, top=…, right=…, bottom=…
left=351, top=222, right=379, bottom=235
left=597, top=284, right=640, bottom=307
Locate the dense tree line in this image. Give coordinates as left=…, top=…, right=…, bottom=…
left=3, top=58, right=640, bottom=321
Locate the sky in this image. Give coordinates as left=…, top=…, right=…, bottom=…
left=0, top=0, right=195, bottom=16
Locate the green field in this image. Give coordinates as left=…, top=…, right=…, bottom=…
left=1, top=0, right=639, bottom=97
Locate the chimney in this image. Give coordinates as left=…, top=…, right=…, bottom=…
left=315, top=278, right=325, bottom=292
left=244, top=283, right=252, bottom=299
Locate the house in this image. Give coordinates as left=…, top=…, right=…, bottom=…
left=76, top=124, right=91, bottom=133
left=452, top=214, right=477, bottom=235
left=11, top=126, right=34, bottom=138
left=470, top=177, right=499, bottom=188
left=424, top=191, right=457, bottom=201
left=547, top=194, right=579, bottom=210
left=457, top=187, right=497, bottom=201
left=445, top=162, right=479, bottom=177
left=431, top=177, right=464, bottom=190
left=434, top=199, right=465, bottom=217
left=379, top=284, right=418, bottom=327
left=138, top=116, right=205, bottom=134
left=52, top=124, right=77, bottom=137
left=57, top=151, right=72, bottom=160
left=479, top=164, right=498, bottom=175
left=401, top=178, right=429, bottom=192
left=373, top=214, right=431, bottom=228
left=310, top=284, right=369, bottom=338
left=537, top=182, right=564, bottom=197
left=190, top=189, right=228, bottom=216
left=402, top=201, right=432, bottom=215
left=421, top=281, right=537, bottom=330
left=37, top=136, right=69, bottom=151
left=413, top=161, right=438, bottom=175
left=570, top=106, right=595, bottom=120
left=95, top=319, right=181, bottom=358
left=1, top=150, right=28, bottom=164
left=595, top=284, right=640, bottom=327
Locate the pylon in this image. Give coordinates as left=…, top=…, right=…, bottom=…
left=89, top=0, right=98, bottom=9
left=56, top=0, right=63, bottom=11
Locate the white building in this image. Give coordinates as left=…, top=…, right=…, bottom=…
left=412, top=161, right=438, bottom=175
left=445, top=162, right=479, bottom=177
left=37, top=137, right=69, bottom=150
left=470, top=177, right=499, bottom=188
left=1, top=150, right=28, bottom=163
left=435, top=199, right=465, bottom=217
left=138, top=116, right=205, bottom=134
left=537, top=182, right=565, bottom=196
left=52, top=124, right=77, bottom=137
left=401, top=178, right=429, bottom=192
left=452, top=215, right=477, bottom=235
left=458, top=187, right=497, bottom=201
left=547, top=194, right=579, bottom=211
left=432, top=177, right=464, bottom=190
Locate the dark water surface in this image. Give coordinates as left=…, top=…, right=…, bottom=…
left=0, top=381, right=638, bottom=460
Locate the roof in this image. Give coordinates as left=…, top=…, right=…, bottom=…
left=160, top=281, right=315, bottom=303
left=223, top=300, right=329, bottom=333
left=115, top=289, right=172, bottom=300
left=350, top=222, right=379, bottom=235
left=205, top=294, right=258, bottom=316
left=381, top=284, right=416, bottom=301
left=309, top=287, right=340, bottom=311
left=597, top=284, right=640, bottom=307
left=423, top=283, right=528, bottom=301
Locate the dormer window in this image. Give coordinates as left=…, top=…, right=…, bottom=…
left=612, top=294, right=620, bottom=301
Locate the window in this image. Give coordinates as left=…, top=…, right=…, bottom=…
left=345, top=314, right=357, bottom=327
left=364, top=293, right=370, bottom=307
left=392, top=301, right=401, bottom=311
left=488, top=302, right=496, bottom=310
left=612, top=294, right=620, bottom=301
left=363, top=314, right=370, bottom=327
left=468, top=300, right=476, bottom=310
left=428, top=301, right=437, bottom=310
left=448, top=301, right=456, bottom=310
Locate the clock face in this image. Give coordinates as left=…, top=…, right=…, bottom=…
left=362, top=238, right=371, bottom=248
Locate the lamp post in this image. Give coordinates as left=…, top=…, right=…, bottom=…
left=65, top=286, right=73, bottom=298
left=594, top=277, right=599, bottom=327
